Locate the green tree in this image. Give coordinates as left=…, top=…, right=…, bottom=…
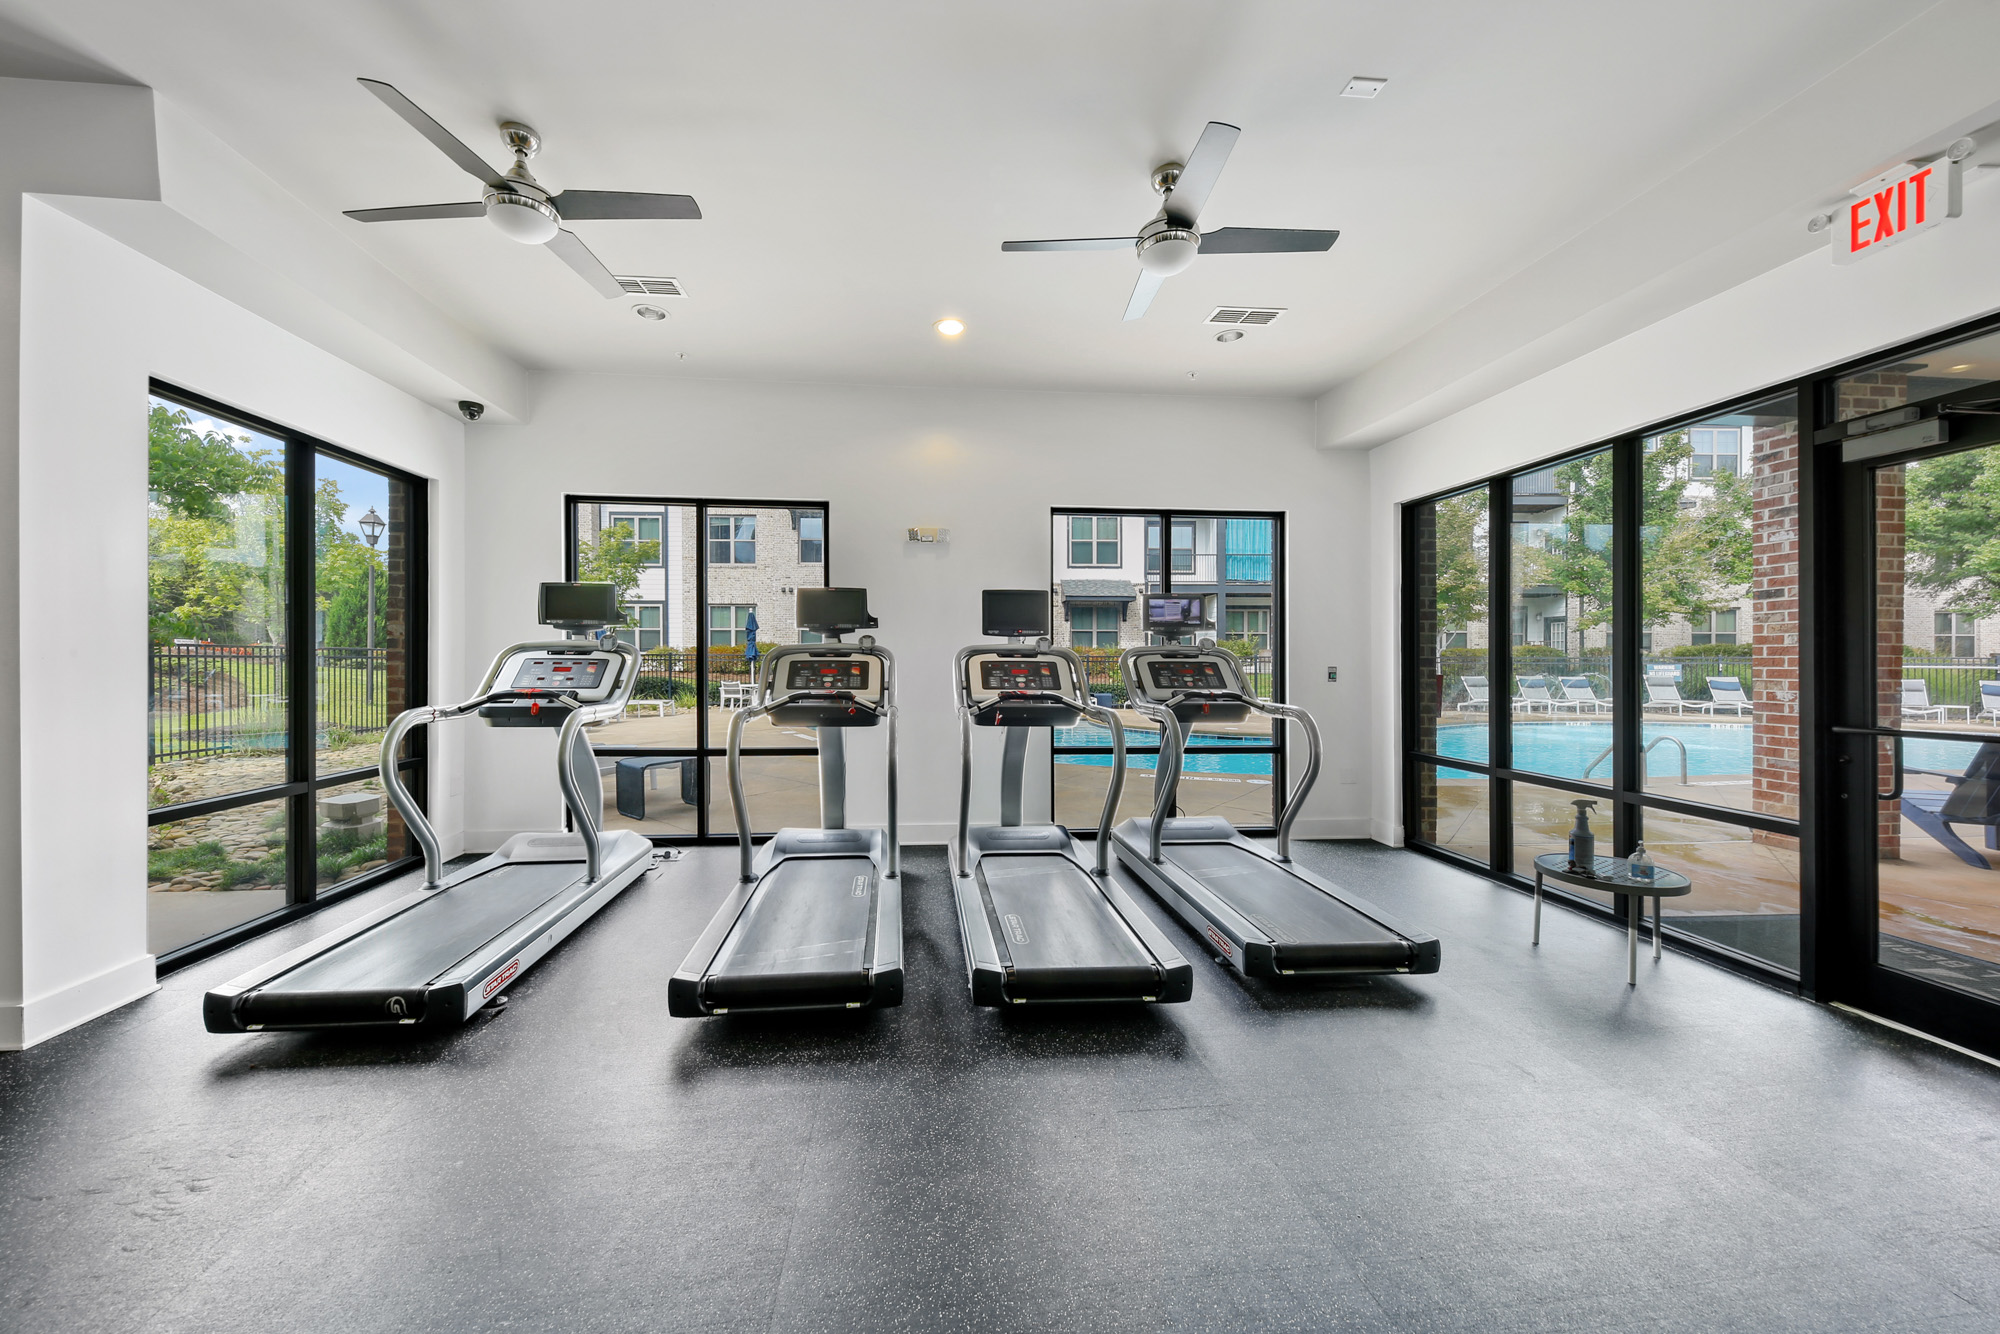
left=148, top=404, right=278, bottom=519
left=1905, top=450, right=2000, bottom=619
left=577, top=522, right=661, bottom=615
left=1431, top=489, right=1489, bottom=650
left=148, top=405, right=283, bottom=642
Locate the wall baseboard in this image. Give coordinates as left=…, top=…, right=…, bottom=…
left=1371, top=819, right=1404, bottom=847
left=2, top=954, right=158, bottom=1050
left=1288, top=817, right=1373, bottom=840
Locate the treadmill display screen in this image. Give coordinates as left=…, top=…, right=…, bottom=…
left=787, top=660, right=869, bottom=691
left=980, top=661, right=1062, bottom=691
left=510, top=656, right=608, bottom=690
left=1147, top=660, right=1227, bottom=692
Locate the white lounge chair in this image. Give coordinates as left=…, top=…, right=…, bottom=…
left=1645, top=677, right=1686, bottom=713
left=1515, top=676, right=1558, bottom=714
left=1903, top=678, right=1967, bottom=722
left=1978, top=680, right=2000, bottom=725
left=717, top=681, right=756, bottom=709
left=1699, top=677, right=1754, bottom=716
left=1455, top=676, right=1490, bottom=713
left=1554, top=676, right=1611, bottom=714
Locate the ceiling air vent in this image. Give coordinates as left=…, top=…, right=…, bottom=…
left=614, top=275, right=686, bottom=297
left=1208, top=306, right=1284, bottom=326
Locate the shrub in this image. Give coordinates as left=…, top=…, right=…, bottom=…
left=148, top=841, right=230, bottom=881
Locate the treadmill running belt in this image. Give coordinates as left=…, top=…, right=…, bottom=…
left=1165, top=842, right=1413, bottom=968
left=978, top=855, right=1159, bottom=998
left=705, top=856, right=876, bottom=1007
left=255, top=861, right=587, bottom=996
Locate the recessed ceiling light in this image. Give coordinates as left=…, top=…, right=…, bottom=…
left=633, top=305, right=667, bottom=321
left=1342, top=76, right=1388, bottom=99
left=934, top=317, right=965, bottom=337
left=1216, top=329, right=1245, bottom=343
left=1950, top=363, right=1975, bottom=372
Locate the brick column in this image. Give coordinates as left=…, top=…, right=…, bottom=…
left=1875, top=465, right=1906, bottom=859
left=1750, top=417, right=1800, bottom=840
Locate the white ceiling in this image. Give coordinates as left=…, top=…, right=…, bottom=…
left=0, top=0, right=1946, bottom=398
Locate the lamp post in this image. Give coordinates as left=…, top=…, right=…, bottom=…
left=359, top=507, right=385, bottom=706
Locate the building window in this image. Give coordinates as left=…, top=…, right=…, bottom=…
left=1146, top=519, right=1196, bottom=575
left=1442, top=627, right=1468, bottom=650
left=1690, top=427, right=1741, bottom=478
left=797, top=510, right=824, bottom=564
left=1069, top=516, right=1119, bottom=567
left=1226, top=607, right=1272, bottom=649
left=1544, top=617, right=1569, bottom=653
left=1936, top=611, right=1976, bottom=658
left=1070, top=604, right=1121, bottom=647
left=1692, top=609, right=1739, bottom=645
left=609, top=513, right=664, bottom=565
left=623, top=604, right=664, bottom=651
left=709, top=604, right=755, bottom=647
left=709, top=514, right=755, bottom=565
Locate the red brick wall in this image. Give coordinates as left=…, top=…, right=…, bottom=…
left=1751, top=415, right=1800, bottom=825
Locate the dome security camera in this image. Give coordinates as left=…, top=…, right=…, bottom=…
left=458, top=401, right=485, bottom=422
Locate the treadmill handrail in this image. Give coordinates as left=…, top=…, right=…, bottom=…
left=731, top=641, right=899, bottom=884
left=951, top=643, right=1123, bottom=877
left=382, top=638, right=642, bottom=889
left=1121, top=645, right=1323, bottom=864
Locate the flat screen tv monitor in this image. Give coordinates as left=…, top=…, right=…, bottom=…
left=539, top=581, right=621, bottom=630
left=1146, top=596, right=1212, bottom=634
left=982, top=589, right=1049, bottom=639
left=797, top=586, right=877, bottom=636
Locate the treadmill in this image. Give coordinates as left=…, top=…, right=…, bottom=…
left=1110, top=639, right=1440, bottom=980
left=668, top=587, right=902, bottom=1016
left=948, top=590, right=1192, bottom=1006
left=205, top=582, right=658, bottom=1032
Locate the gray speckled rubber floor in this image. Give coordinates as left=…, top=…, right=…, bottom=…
left=4, top=841, right=1998, bottom=1333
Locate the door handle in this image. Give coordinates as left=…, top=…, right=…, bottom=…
left=1831, top=726, right=1903, bottom=801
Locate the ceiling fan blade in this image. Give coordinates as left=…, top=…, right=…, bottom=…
left=551, top=190, right=702, bottom=220
left=357, top=78, right=504, bottom=189
left=1123, top=268, right=1166, bottom=321
left=343, top=202, right=487, bottom=223
left=1162, top=121, right=1240, bottom=227
left=1001, top=237, right=1138, bottom=252
left=546, top=228, right=625, bottom=298
left=1199, top=226, right=1340, bottom=254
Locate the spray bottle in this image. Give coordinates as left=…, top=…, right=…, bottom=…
left=1567, top=799, right=1597, bottom=874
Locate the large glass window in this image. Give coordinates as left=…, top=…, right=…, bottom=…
left=1406, top=393, right=1803, bottom=978
left=1052, top=509, right=1283, bottom=831
left=570, top=496, right=828, bottom=841
left=148, top=388, right=425, bottom=962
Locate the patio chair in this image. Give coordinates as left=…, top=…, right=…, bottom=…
left=1902, top=678, right=1968, bottom=722
left=1644, top=678, right=1687, bottom=714
left=1514, top=676, right=1558, bottom=714
left=1554, top=676, right=1611, bottom=714
left=1979, top=681, right=2000, bottom=726
left=1455, top=676, right=1489, bottom=713
left=1698, top=677, right=1754, bottom=716
left=1901, top=741, right=2000, bottom=870
left=717, top=681, right=756, bottom=709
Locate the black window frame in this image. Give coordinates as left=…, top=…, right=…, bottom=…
left=567, top=494, right=831, bottom=844
left=1053, top=506, right=1286, bottom=833
left=149, top=381, right=430, bottom=974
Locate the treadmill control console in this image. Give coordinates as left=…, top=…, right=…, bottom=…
left=786, top=659, right=871, bottom=692
left=1122, top=647, right=1254, bottom=724
left=511, top=656, right=611, bottom=691
left=480, top=645, right=632, bottom=726
left=961, top=651, right=1082, bottom=728
left=764, top=648, right=887, bottom=726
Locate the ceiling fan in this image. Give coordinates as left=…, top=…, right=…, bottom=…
left=342, top=78, right=701, bottom=298
left=1002, top=122, right=1337, bottom=320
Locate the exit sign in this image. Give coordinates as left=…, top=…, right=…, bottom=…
left=1835, top=157, right=1961, bottom=264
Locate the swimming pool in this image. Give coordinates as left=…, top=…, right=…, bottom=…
left=1053, top=723, right=1275, bottom=777
left=1432, top=721, right=1990, bottom=780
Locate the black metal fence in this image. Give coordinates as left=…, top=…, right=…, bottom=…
left=149, top=643, right=391, bottom=763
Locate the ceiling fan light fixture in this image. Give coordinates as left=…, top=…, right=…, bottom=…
left=934, top=317, right=966, bottom=337
left=483, top=190, right=560, bottom=244
left=1136, top=227, right=1201, bottom=277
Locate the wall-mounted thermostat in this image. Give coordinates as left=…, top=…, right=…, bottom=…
left=907, top=527, right=949, bottom=543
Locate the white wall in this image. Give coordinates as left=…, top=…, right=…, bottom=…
left=4, top=198, right=466, bottom=1048
left=463, top=374, right=1366, bottom=847
left=1364, top=179, right=2000, bottom=846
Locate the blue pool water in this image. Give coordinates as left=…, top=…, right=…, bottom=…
left=1054, top=724, right=1274, bottom=777
left=1433, top=722, right=1989, bottom=780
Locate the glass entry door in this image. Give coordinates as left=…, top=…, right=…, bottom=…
left=1835, top=331, right=2000, bottom=1050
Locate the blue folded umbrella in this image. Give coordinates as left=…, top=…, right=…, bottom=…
left=744, top=611, right=760, bottom=661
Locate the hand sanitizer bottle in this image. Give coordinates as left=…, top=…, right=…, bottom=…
left=1567, top=799, right=1597, bottom=874
left=1628, top=842, right=1655, bottom=884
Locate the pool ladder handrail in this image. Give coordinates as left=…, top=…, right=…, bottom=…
left=1582, top=734, right=1688, bottom=785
